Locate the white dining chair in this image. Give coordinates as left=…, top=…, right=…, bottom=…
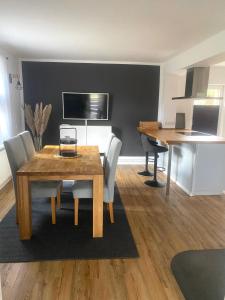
left=4, top=135, right=61, bottom=224
left=19, top=131, right=36, bottom=160
left=71, top=137, right=122, bottom=225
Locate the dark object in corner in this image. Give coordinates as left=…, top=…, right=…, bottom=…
left=171, top=249, right=225, bottom=300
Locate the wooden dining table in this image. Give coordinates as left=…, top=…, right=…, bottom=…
left=16, top=145, right=104, bottom=240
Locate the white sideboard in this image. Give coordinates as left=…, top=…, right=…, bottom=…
left=60, top=124, right=112, bottom=153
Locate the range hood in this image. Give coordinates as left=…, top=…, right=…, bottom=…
left=172, top=67, right=223, bottom=100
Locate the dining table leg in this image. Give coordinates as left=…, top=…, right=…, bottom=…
left=93, top=175, right=103, bottom=238
left=17, top=175, right=32, bottom=240
left=166, top=144, right=173, bottom=196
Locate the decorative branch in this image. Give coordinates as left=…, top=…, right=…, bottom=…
left=24, top=102, right=52, bottom=151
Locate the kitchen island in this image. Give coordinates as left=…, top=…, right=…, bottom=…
left=137, top=128, right=225, bottom=196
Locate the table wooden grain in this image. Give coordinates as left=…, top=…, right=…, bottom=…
left=137, top=127, right=225, bottom=195
left=16, top=145, right=104, bottom=240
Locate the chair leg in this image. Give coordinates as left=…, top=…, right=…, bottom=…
left=51, top=197, right=56, bottom=224
left=108, top=202, right=114, bottom=223
left=74, top=198, right=79, bottom=225
left=15, top=186, right=19, bottom=224
left=57, top=184, right=62, bottom=209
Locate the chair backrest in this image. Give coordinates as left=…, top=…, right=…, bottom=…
left=19, top=131, right=36, bottom=160
left=103, top=132, right=115, bottom=168
left=139, top=121, right=161, bottom=130
left=104, top=137, right=122, bottom=201
left=140, top=134, right=155, bottom=153
left=105, top=132, right=115, bottom=157
left=4, top=135, right=28, bottom=191
left=139, top=121, right=160, bottom=153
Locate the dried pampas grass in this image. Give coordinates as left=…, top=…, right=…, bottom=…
left=24, top=102, right=52, bottom=151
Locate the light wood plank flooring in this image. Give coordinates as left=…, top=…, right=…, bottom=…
left=1, top=165, right=225, bottom=300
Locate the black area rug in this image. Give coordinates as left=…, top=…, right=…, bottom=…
left=171, top=249, right=225, bottom=300
left=0, top=186, right=138, bottom=263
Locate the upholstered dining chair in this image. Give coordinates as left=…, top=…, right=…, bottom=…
left=102, top=132, right=115, bottom=167
left=19, top=131, right=36, bottom=160
left=4, top=135, right=61, bottom=224
left=66, top=136, right=122, bottom=226
left=19, top=130, right=62, bottom=208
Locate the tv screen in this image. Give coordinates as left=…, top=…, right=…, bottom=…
left=62, top=92, right=109, bottom=120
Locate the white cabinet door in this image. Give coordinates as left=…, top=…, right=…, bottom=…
left=87, top=126, right=112, bottom=153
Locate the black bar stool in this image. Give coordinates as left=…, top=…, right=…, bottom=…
left=138, top=121, right=161, bottom=176
left=144, top=139, right=168, bottom=187
left=138, top=134, right=154, bottom=176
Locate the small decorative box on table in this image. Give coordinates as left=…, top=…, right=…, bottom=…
left=59, top=127, right=78, bottom=157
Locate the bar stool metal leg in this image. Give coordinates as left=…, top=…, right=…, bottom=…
left=144, top=152, right=165, bottom=187
left=138, top=152, right=154, bottom=176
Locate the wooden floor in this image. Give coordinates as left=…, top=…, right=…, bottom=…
left=1, top=165, right=225, bottom=300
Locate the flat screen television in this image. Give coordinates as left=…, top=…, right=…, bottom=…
left=62, top=92, right=109, bottom=120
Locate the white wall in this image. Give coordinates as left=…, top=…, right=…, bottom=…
left=209, top=66, right=225, bottom=84
left=159, top=66, right=225, bottom=133
left=158, top=30, right=225, bottom=128
left=209, top=66, right=225, bottom=137
left=0, top=149, right=11, bottom=189
left=159, top=69, right=193, bottom=129
left=0, top=50, right=23, bottom=188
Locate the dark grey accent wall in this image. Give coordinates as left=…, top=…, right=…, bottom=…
left=22, top=62, right=160, bottom=155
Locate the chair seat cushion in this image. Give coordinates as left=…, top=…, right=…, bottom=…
left=31, top=181, right=60, bottom=198
left=147, top=139, right=168, bottom=153
left=155, top=145, right=168, bottom=153
left=62, top=180, right=76, bottom=193
left=72, top=181, right=110, bottom=202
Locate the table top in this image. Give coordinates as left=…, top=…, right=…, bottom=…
left=137, top=127, right=225, bottom=145
left=17, top=145, right=103, bottom=176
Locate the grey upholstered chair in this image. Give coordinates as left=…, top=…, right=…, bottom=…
left=103, top=132, right=115, bottom=168
left=19, top=130, right=62, bottom=208
left=19, top=131, right=36, bottom=160
left=105, top=133, right=116, bottom=156
left=70, top=136, right=122, bottom=225
left=4, top=135, right=61, bottom=224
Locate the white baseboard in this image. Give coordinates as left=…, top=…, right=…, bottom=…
left=118, top=156, right=147, bottom=165
left=173, top=180, right=192, bottom=196
left=117, top=155, right=165, bottom=165
left=0, top=176, right=11, bottom=191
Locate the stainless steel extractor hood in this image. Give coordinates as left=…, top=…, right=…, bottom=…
left=172, top=67, right=223, bottom=100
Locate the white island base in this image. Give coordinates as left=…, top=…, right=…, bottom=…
left=168, top=143, right=225, bottom=196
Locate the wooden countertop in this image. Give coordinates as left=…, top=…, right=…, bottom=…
left=137, top=127, right=225, bottom=145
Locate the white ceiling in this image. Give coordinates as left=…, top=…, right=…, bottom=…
left=0, top=0, right=225, bottom=62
